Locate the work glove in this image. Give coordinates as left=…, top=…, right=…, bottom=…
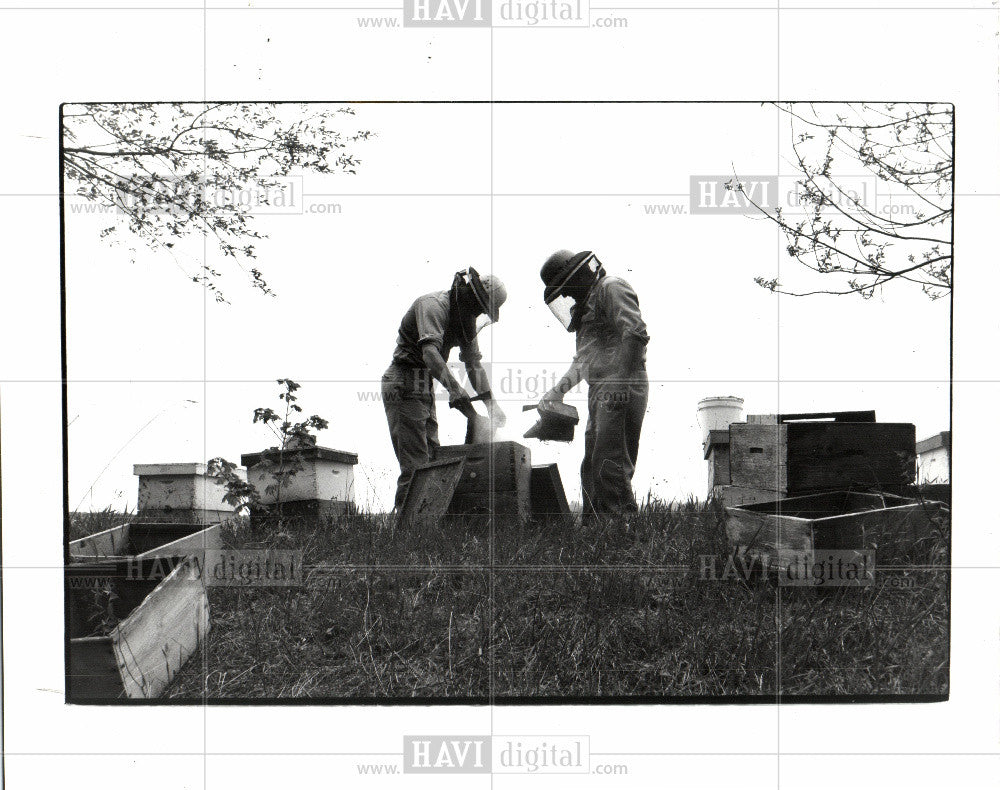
left=485, top=398, right=507, bottom=429
left=539, top=387, right=565, bottom=410
left=449, top=391, right=473, bottom=412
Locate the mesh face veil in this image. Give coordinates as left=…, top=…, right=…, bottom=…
left=546, top=293, right=576, bottom=331
left=474, top=313, right=493, bottom=334
left=544, top=252, right=603, bottom=331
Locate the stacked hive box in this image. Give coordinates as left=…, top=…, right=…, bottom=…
left=134, top=462, right=242, bottom=523
left=437, top=441, right=532, bottom=521
left=723, top=416, right=916, bottom=507
left=703, top=430, right=731, bottom=498
left=240, top=445, right=358, bottom=518
left=720, top=412, right=932, bottom=573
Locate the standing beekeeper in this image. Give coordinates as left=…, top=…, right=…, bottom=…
left=536, top=250, right=649, bottom=521
left=382, top=267, right=507, bottom=511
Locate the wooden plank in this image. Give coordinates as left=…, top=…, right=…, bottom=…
left=70, top=524, right=222, bottom=565
left=778, top=410, right=876, bottom=423
left=706, top=444, right=731, bottom=490
left=111, top=556, right=210, bottom=699
left=128, top=523, right=214, bottom=555
left=398, top=458, right=466, bottom=530
left=729, top=423, right=787, bottom=492
left=717, top=485, right=783, bottom=509
left=785, top=422, right=916, bottom=491
left=68, top=636, right=124, bottom=700
left=135, top=523, right=222, bottom=561
left=811, top=496, right=944, bottom=557
left=724, top=504, right=813, bottom=570
left=529, top=464, right=570, bottom=522
left=69, top=523, right=131, bottom=561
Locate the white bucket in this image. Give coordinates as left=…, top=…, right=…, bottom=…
left=697, top=396, right=745, bottom=440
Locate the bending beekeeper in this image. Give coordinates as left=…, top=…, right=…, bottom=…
left=382, top=268, right=507, bottom=511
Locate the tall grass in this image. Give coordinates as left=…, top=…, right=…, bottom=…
left=68, top=506, right=134, bottom=542
left=167, top=499, right=950, bottom=699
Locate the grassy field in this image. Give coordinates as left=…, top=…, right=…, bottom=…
left=69, top=499, right=951, bottom=700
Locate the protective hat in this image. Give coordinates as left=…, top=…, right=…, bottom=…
left=468, top=267, right=507, bottom=323
left=540, top=250, right=602, bottom=331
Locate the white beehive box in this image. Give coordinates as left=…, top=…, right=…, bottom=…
left=240, top=446, right=358, bottom=506
left=134, top=462, right=245, bottom=514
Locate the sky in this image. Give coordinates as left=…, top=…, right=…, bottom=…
left=63, top=102, right=951, bottom=513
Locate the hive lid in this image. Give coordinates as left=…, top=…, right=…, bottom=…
left=241, top=445, right=358, bottom=468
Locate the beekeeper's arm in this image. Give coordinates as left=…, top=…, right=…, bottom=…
left=540, top=360, right=585, bottom=406
left=414, top=297, right=477, bottom=419
left=605, top=278, right=649, bottom=380
left=460, top=341, right=506, bottom=428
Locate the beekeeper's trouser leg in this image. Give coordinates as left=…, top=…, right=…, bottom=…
left=382, top=365, right=439, bottom=511
left=581, top=372, right=649, bottom=520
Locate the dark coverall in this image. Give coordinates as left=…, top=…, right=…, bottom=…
left=574, top=276, right=650, bottom=518
left=382, top=291, right=481, bottom=510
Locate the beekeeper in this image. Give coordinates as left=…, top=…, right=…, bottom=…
left=382, top=268, right=507, bottom=511
left=536, top=250, right=649, bottom=521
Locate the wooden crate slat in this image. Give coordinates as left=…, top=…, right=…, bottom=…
left=716, top=485, right=783, bottom=509
left=135, top=523, right=223, bottom=561
left=724, top=504, right=813, bottom=570
left=111, top=556, right=210, bottom=699
left=69, top=523, right=222, bottom=565
left=68, top=523, right=131, bottom=561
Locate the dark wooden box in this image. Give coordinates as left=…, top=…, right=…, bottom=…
left=437, top=441, right=532, bottom=496
left=729, top=421, right=916, bottom=495
left=437, top=442, right=532, bottom=521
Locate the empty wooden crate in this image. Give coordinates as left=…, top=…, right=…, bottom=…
left=68, top=555, right=209, bottom=700
left=725, top=491, right=944, bottom=571
left=67, top=522, right=220, bottom=700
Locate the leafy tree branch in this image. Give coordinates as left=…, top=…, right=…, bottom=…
left=63, top=102, right=373, bottom=302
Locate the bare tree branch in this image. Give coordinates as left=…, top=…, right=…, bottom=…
left=738, top=102, right=952, bottom=299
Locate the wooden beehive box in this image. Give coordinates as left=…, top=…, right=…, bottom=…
left=437, top=441, right=532, bottom=521
left=67, top=522, right=220, bottom=701
left=134, top=462, right=242, bottom=523
left=241, top=445, right=358, bottom=514
left=703, top=429, right=731, bottom=495
left=725, top=491, right=943, bottom=572
left=729, top=417, right=916, bottom=495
